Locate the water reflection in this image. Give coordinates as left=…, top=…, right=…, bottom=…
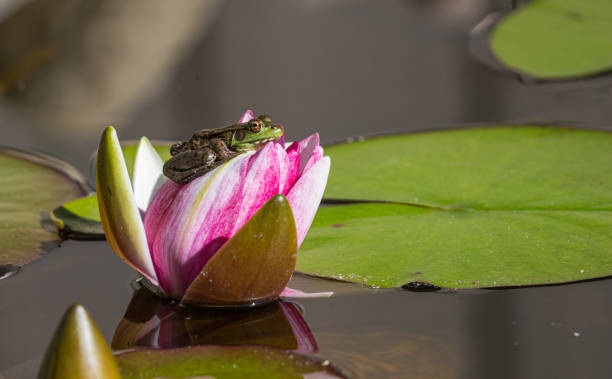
left=112, top=286, right=317, bottom=353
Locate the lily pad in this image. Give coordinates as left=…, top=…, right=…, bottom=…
left=322, top=126, right=612, bottom=209
left=116, top=346, right=345, bottom=379
left=50, top=194, right=104, bottom=239
left=490, top=0, right=612, bottom=79
left=297, top=126, right=612, bottom=288
left=0, top=148, right=86, bottom=268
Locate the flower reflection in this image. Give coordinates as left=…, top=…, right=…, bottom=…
left=113, top=285, right=317, bottom=353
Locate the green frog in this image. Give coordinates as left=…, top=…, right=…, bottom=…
left=163, top=114, right=284, bottom=184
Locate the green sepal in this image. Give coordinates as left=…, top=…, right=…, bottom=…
left=38, top=304, right=121, bottom=379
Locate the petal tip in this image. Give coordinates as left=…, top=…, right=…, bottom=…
left=102, top=125, right=117, bottom=137
left=272, top=193, right=289, bottom=203
left=238, top=109, right=255, bottom=123
left=39, top=304, right=121, bottom=379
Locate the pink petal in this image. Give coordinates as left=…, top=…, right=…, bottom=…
left=135, top=314, right=162, bottom=349
left=302, top=145, right=324, bottom=175
left=277, top=141, right=300, bottom=195
left=148, top=166, right=235, bottom=297
left=147, top=143, right=284, bottom=297
left=285, top=141, right=299, bottom=155
left=297, top=133, right=320, bottom=175
left=237, top=109, right=254, bottom=123
left=277, top=123, right=285, bottom=147
left=147, top=167, right=228, bottom=296
left=280, top=302, right=318, bottom=353
left=286, top=157, right=330, bottom=247
left=143, top=178, right=182, bottom=283
left=280, top=287, right=333, bottom=299
left=230, top=143, right=283, bottom=230
left=155, top=307, right=177, bottom=349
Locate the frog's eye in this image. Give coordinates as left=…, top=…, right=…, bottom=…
left=258, top=115, right=272, bottom=123
left=249, top=120, right=262, bottom=132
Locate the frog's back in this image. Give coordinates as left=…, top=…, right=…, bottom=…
left=194, top=125, right=242, bottom=139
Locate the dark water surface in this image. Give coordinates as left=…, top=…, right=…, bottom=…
left=2, top=1, right=612, bottom=378
left=3, top=239, right=612, bottom=378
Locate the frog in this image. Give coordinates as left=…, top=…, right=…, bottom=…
left=163, top=114, right=284, bottom=184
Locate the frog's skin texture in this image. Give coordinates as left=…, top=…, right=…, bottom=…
left=163, top=115, right=284, bottom=184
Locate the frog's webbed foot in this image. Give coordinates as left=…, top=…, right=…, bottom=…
left=163, top=148, right=217, bottom=184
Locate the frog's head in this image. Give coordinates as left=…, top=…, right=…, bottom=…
left=230, top=114, right=284, bottom=152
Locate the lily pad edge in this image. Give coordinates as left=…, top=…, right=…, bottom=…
left=115, top=345, right=348, bottom=379
left=0, top=146, right=91, bottom=194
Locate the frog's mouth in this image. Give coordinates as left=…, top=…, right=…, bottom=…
left=251, top=137, right=282, bottom=145
left=235, top=136, right=283, bottom=152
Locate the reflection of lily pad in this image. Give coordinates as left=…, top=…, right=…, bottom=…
left=297, top=127, right=612, bottom=288
left=490, top=0, right=612, bottom=79
left=0, top=148, right=86, bottom=269
left=52, top=140, right=173, bottom=238
left=116, top=346, right=345, bottom=378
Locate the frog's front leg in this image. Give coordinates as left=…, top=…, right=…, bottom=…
left=210, top=138, right=238, bottom=161
left=163, top=148, right=217, bottom=184
left=170, top=142, right=183, bottom=156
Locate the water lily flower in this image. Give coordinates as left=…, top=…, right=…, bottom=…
left=97, top=110, right=330, bottom=306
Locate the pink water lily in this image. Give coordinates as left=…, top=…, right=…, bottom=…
left=97, top=110, right=331, bottom=306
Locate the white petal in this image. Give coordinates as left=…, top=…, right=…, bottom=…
left=132, top=137, right=164, bottom=211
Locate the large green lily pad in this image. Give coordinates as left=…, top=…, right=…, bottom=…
left=0, top=148, right=86, bottom=269
left=116, top=346, right=345, bottom=378
left=296, top=126, right=612, bottom=288
left=490, top=0, right=612, bottom=79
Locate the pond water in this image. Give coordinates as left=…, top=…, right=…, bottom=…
left=1, top=1, right=612, bottom=378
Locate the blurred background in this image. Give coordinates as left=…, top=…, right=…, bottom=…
left=2, top=1, right=612, bottom=378
left=1, top=0, right=611, bottom=176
